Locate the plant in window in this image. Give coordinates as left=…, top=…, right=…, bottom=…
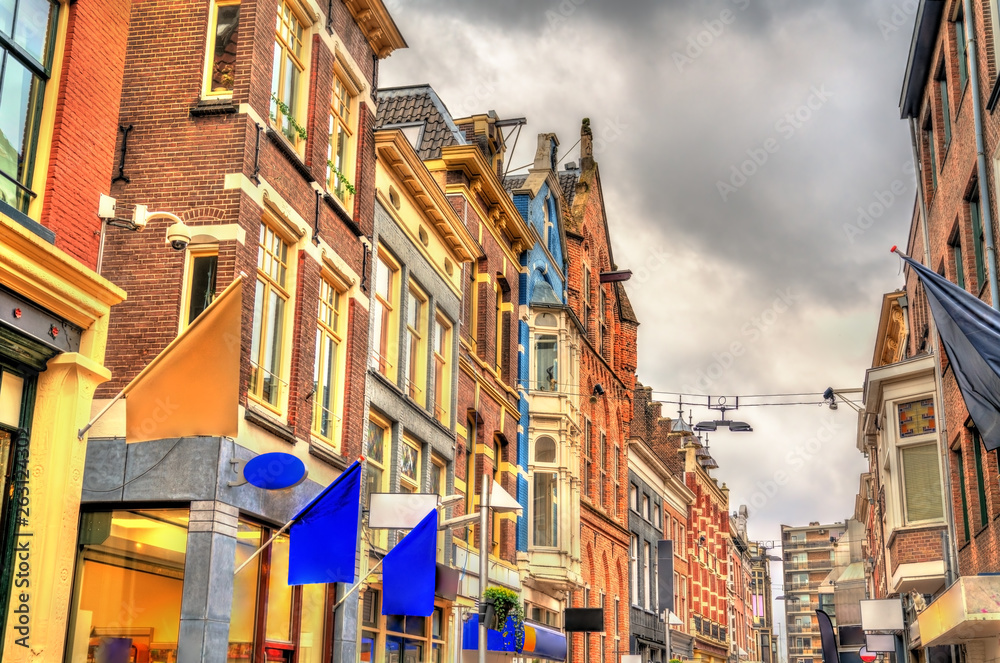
left=482, top=586, right=525, bottom=650
left=270, top=93, right=307, bottom=142
left=326, top=160, right=357, bottom=196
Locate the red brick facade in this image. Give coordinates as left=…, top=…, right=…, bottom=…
left=902, top=0, right=1000, bottom=577
left=39, top=0, right=132, bottom=268
left=98, top=0, right=399, bottom=466
left=564, top=121, right=640, bottom=662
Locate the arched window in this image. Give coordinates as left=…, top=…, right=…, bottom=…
left=535, top=312, right=557, bottom=327
left=534, top=436, right=556, bottom=463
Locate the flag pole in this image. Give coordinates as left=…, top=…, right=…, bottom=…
left=234, top=458, right=364, bottom=576
left=78, top=390, right=126, bottom=440
left=331, top=555, right=385, bottom=611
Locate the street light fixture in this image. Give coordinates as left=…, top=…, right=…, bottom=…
left=693, top=396, right=754, bottom=433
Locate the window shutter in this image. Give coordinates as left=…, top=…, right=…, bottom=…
left=902, top=443, right=944, bottom=522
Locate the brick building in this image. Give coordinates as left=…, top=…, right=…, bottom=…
left=506, top=132, right=583, bottom=643
left=730, top=508, right=757, bottom=663
left=747, top=541, right=777, bottom=663
left=682, top=441, right=733, bottom=663
left=0, top=1, right=128, bottom=658
left=560, top=118, right=640, bottom=662
left=376, top=85, right=535, bottom=633
left=894, top=0, right=1000, bottom=659
left=628, top=384, right=696, bottom=662
left=66, top=1, right=405, bottom=661
left=781, top=521, right=846, bottom=663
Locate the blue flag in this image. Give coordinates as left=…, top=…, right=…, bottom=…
left=382, top=509, right=438, bottom=616
left=288, top=460, right=361, bottom=585
left=899, top=251, right=1000, bottom=451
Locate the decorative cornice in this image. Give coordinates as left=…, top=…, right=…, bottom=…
left=343, top=0, right=407, bottom=58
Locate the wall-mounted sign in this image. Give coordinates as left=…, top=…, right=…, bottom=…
left=243, top=452, right=308, bottom=490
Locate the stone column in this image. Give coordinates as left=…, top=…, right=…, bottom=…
left=2, top=352, right=110, bottom=661
left=177, top=500, right=239, bottom=663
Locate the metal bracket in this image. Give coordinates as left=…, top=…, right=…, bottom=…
left=112, top=124, right=133, bottom=184
left=227, top=458, right=248, bottom=487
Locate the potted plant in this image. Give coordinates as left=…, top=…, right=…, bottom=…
left=482, top=586, right=526, bottom=651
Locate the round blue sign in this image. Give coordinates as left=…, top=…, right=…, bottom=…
left=243, top=452, right=308, bottom=490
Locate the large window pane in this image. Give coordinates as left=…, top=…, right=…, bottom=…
left=67, top=510, right=189, bottom=663
left=901, top=443, right=944, bottom=522
left=298, top=583, right=326, bottom=663
left=265, top=534, right=294, bottom=642
left=533, top=472, right=557, bottom=547
left=230, top=521, right=262, bottom=661
left=0, top=54, right=43, bottom=211
left=209, top=2, right=240, bottom=93
left=11, top=0, right=53, bottom=63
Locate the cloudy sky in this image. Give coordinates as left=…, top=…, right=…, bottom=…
left=380, top=0, right=915, bottom=630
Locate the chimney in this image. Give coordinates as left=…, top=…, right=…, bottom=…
left=580, top=118, right=594, bottom=170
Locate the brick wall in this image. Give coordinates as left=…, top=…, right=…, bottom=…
left=41, top=0, right=132, bottom=268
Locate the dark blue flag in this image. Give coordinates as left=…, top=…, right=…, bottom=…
left=817, top=609, right=839, bottom=663
left=898, top=250, right=1000, bottom=451
left=288, top=460, right=361, bottom=585
left=382, top=509, right=438, bottom=616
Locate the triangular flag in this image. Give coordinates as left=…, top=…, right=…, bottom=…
left=123, top=276, right=242, bottom=443
left=288, top=460, right=362, bottom=585
left=897, top=250, right=1000, bottom=450
left=382, top=509, right=438, bottom=616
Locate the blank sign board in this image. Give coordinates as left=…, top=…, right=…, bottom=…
left=860, top=599, right=904, bottom=631
left=865, top=634, right=897, bottom=652
left=368, top=493, right=438, bottom=529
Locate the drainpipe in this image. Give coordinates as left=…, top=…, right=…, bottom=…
left=963, top=0, right=1000, bottom=309
left=909, top=116, right=959, bottom=586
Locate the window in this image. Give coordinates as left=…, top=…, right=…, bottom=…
left=956, top=13, right=968, bottom=89
left=494, top=279, right=508, bottom=373
left=359, top=589, right=448, bottom=663
left=366, top=417, right=390, bottom=548
left=229, top=523, right=328, bottom=662
left=599, top=431, right=607, bottom=507
left=938, top=61, right=952, bottom=148
left=66, top=510, right=190, bottom=661
left=271, top=0, right=307, bottom=148
left=923, top=112, right=938, bottom=191
left=400, top=438, right=421, bottom=493
left=328, top=71, right=356, bottom=204
left=599, top=286, right=608, bottom=356
left=533, top=471, right=558, bottom=547
left=432, top=313, right=452, bottom=425
left=404, top=284, right=428, bottom=405
left=183, top=248, right=218, bottom=327
left=897, top=398, right=944, bottom=524
left=630, top=483, right=638, bottom=511
left=313, top=275, right=345, bottom=445
left=653, top=503, right=661, bottom=528
left=630, top=534, right=639, bottom=605
left=643, top=541, right=652, bottom=610
left=431, top=455, right=445, bottom=498
left=250, top=222, right=292, bottom=411
left=371, top=249, right=399, bottom=379
left=464, top=261, right=479, bottom=346
left=535, top=436, right=556, bottom=463
left=613, top=444, right=620, bottom=516
left=583, top=418, right=591, bottom=497
left=642, top=494, right=650, bottom=520
left=970, top=187, right=987, bottom=290
left=973, top=426, right=990, bottom=526
left=582, top=266, right=591, bottom=327
left=535, top=334, right=558, bottom=392
left=204, top=0, right=240, bottom=95
left=491, top=438, right=502, bottom=555
left=0, top=0, right=58, bottom=214
left=951, top=232, right=966, bottom=289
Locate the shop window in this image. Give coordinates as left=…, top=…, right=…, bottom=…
left=432, top=313, right=451, bottom=425
left=313, top=274, right=346, bottom=446
left=371, top=248, right=400, bottom=380
left=230, top=521, right=329, bottom=662
left=203, top=0, right=240, bottom=95
left=0, top=0, right=59, bottom=215
left=66, top=510, right=190, bottom=662
left=183, top=248, right=218, bottom=328
left=270, top=0, right=307, bottom=149
left=535, top=334, right=558, bottom=392
left=250, top=221, right=292, bottom=412
left=404, top=284, right=428, bottom=406
left=328, top=70, right=357, bottom=205
left=359, top=588, right=447, bottom=663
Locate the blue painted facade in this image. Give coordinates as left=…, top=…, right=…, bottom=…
left=510, top=169, right=566, bottom=552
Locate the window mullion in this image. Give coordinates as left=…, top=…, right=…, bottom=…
left=0, top=32, right=49, bottom=79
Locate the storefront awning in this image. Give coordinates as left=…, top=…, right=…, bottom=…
left=462, top=615, right=567, bottom=660
left=917, top=576, right=1000, bottom=647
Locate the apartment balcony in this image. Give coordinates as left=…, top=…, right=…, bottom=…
left=918, top=576, right=1000, bottom=647
left=782, top=540, right=835, bottom=550
left=785, top=624, right=816, bottom=634
left=788, top=647, right=822, bottom=656
left=786, top=603, right=819, bottom=615
left=808, top=560, right=832, bottom=570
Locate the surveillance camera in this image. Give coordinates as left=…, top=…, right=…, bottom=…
left=166, top=222, right=191, bottom=251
